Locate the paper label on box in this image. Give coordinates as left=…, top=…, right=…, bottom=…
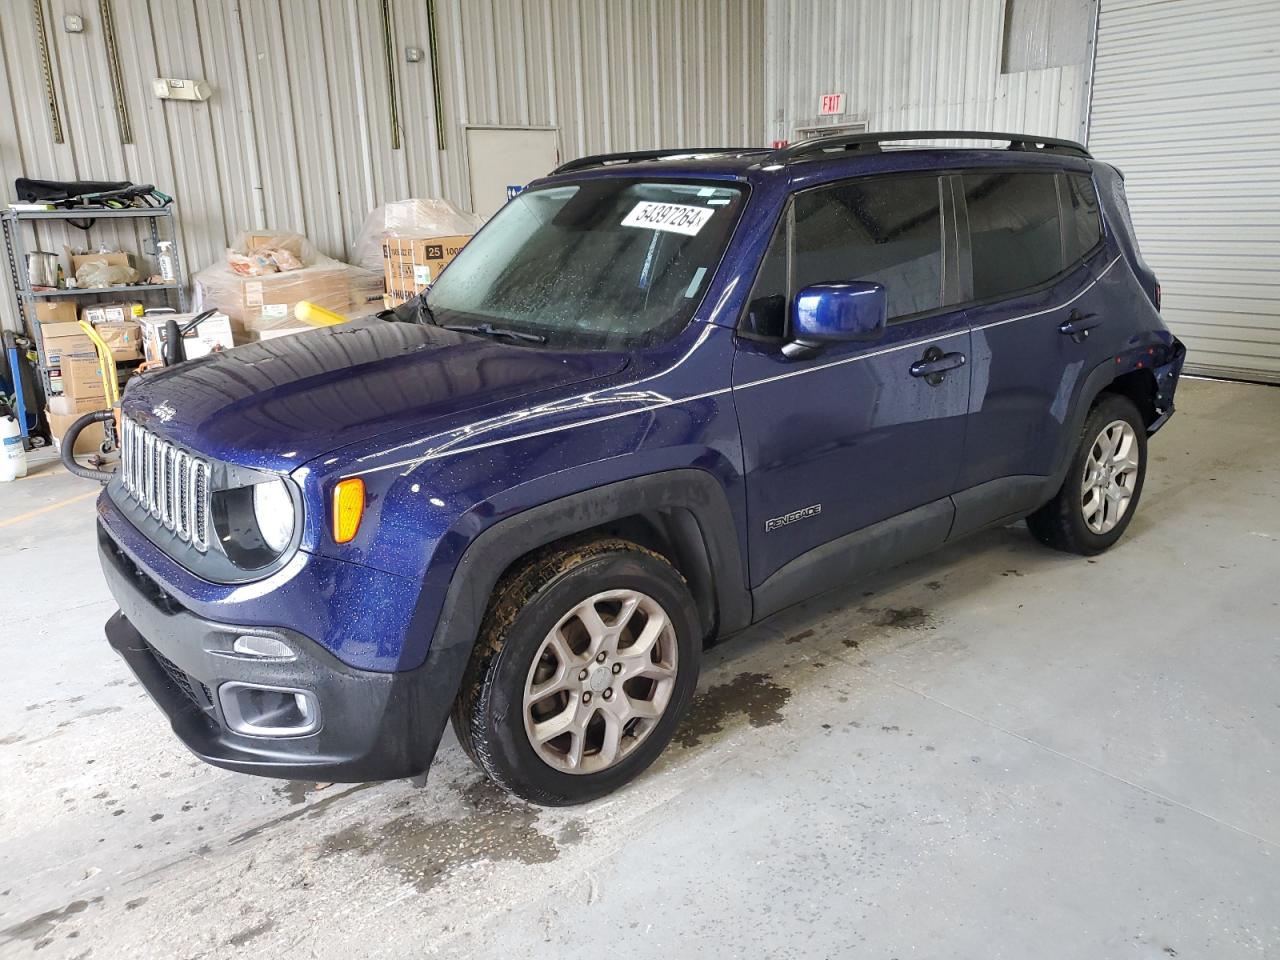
left=621, top=201, right=715, bottom=236
left=413, top=265, right=433, bottom=286
left=245, top=281, right=264, bottom=307
left=261, top=303, right=289, bottom=320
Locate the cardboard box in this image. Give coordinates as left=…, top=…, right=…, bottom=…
left=80, top=301, right=142, bottom=326
left=96, top=321, right=143, bottom=361
left=46, top=407, right=107, bottom=457
left=382, top=234, right=470, bottom=305
left=71, top=251, right=131, bottom=273
left=34, top=301, right=78, bottom=324
left=39, top=320, right=95, bottom=364
left=48, top=393, right=102, bottom=417
left=61, top=354, right=107, bottom=401
left=139, top=311, right=236, bottom=365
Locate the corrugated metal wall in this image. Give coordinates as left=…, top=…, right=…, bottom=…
left=0, top=0, right=766, bottom=333
left=1088, top=0, right=1280, bottom=384
left=763, top=0, right=1093, bottom=144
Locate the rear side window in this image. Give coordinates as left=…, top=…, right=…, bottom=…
left=793, top=175, right=944, bottom=321
left=1061, top=172, right=1102, bottom=265
left=962, top=171, right=1063, bottom=300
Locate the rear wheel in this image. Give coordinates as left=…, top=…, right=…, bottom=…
left=451, top=538, right=701, bottom=805
left=1026, top=393, right=1147, bottom=555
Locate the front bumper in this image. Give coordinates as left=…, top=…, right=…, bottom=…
left=99, top=524, right=446, bottom=782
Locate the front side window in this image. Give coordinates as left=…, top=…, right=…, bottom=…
left=426, top=178, right=746, bottom=350
left=792, top=175, right=945, bottom=321
left=962, top=171, right=1063, bottom=300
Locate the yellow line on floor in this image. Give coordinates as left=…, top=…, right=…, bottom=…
left=0, top=489, right=100, bottom=529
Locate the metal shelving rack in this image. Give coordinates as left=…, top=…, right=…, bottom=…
left=2, top=204, right=188, bottom=439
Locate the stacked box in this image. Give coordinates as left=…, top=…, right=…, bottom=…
left=382, top=234, right=470, bottom=305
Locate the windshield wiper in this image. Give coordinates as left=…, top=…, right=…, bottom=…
left=441, top=322, right=547, bottom=344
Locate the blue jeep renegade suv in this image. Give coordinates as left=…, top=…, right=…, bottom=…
left=98, top=131, right=1185, bottom=805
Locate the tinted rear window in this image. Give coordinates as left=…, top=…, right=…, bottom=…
left=962, top=171, right=1063, bottom=301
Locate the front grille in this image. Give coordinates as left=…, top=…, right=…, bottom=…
left=147, top=643, right=215, bottom=715
left=120, top=417, right=211, bottom=551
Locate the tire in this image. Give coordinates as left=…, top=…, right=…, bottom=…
left=450, top=537, right=701, bottom=806
left=1026, top=392, right=1147, bottom=555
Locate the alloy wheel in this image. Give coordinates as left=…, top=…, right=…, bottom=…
left=1081, top=419, right=1140, bottom=535
left=522, top=589, right=679, bottom=775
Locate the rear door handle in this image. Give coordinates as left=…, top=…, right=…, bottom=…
left=909, top=347, right=967, bottom=385
left=1059, top=309, right=1101, bottom=342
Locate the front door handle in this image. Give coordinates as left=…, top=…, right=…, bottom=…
left=1059, top=309, right=1101, bottom=342
left=909, top=346, right=967, bottom=386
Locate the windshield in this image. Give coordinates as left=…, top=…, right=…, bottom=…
left=425, top=178, right=746, bottom=349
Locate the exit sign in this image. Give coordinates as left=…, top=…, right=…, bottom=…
left=819, top=93, right=844, bottom=115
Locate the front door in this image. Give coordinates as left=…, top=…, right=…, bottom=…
left=732, top=172, right=970, bottom=595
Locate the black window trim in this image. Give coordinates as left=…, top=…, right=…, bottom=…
left=735, top=170, right=963, bottom=342
left=947, top=166, right=1107, bottom=314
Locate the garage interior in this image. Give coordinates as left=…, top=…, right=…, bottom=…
left=1, top=1, right=1277, bottom=957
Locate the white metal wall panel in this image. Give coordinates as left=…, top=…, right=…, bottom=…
left=763, top=0, right=1091, bottom=144
left=1088, top=0, right=1280, bottom=383
left=0, top=0, right=766, bottom=334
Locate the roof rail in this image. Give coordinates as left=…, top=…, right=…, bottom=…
left=775, top=130, right=1091, bottom=162
left=553, top=147, right=757, bottom=175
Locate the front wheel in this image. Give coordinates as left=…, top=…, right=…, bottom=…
left=451, top=538, right=701, bottom=806
left=1027, top=393, right=1148, bottom=555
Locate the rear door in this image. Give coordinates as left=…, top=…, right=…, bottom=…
left=950, top=169, right=1111, bottom=532
left=732, top=172, right=970, bottom=589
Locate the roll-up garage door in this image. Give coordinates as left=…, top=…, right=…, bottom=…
left=1087, top=0, right=1280, bottom=383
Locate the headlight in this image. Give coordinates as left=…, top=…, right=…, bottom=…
left=252, top=479, right=295, bottom=553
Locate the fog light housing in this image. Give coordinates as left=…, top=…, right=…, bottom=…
left=232, top=635, right=295, bottom=660
left=218, top=682, right=320, bottom=737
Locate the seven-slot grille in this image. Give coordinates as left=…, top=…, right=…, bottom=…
left=119, top=417, right=211, bottom=551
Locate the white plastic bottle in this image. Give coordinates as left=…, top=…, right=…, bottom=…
left=156, top=241, right=176, bottom=283
left=1, top=413, right=27, bottom=481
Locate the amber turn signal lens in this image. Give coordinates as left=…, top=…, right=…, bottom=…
left=332, top=477, right=365, bottom=544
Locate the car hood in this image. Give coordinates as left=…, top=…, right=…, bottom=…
left=120, top=320, right=630, bottom=471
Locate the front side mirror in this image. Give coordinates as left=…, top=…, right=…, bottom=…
left=788, top=282, right=887, bottom=354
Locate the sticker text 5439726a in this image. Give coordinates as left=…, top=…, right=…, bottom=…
left=621, top=201, right=716, bottom=236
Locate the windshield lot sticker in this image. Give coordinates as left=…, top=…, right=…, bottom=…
left=622, top=201, right=716, bottom=236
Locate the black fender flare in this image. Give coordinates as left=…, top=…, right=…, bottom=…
left=401, top=469, right=750, bottom=773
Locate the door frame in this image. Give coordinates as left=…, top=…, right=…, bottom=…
left=461, top=124, right=561, bottom=216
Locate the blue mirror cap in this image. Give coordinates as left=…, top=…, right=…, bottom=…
left=792, top=281, right=888, bottom=341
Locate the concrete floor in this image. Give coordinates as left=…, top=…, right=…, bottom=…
left=1, top=376, right=1277, bottom=959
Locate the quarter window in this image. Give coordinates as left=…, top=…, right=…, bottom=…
left=1061, top=172, right=1103, bottom=265
left=792, top=176, right=944, bottom=321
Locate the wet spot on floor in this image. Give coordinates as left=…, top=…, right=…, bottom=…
left=0, top=733, right=25, bottom=746
left=557, top=820, right=587, bottom=845
left=675, top=672, right=791, bottom=748
left=228, top=918, right=276, bottom=948
left=874, top=607, right=930, bottom=629
left=228, top=782, right=377, bottom=846
left=275, top=781, right=326, bottom=806
left=58, top=706, right=123, bottom=728
left=0, top=896, right=102, bottom=944
left=24, top=696, right=84, bottom=712
left=124, top=898, right=147, bottom=911
left=925, top=581, right=943, bottom=591
left=1002, top=569, right=1024, bottom=577
left=842, top=636, right=860, bottom=648
left=785, top=629, right=814, bottom=645
left=320, top=780, right=557, bottom=892
left=149, top=813, right=163, bottom=822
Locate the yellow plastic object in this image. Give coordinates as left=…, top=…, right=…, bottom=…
left=332, top=477, right=366, bottom=543
left=294, top=300, right=348, bottom=327
left=78, top=319, right=120, bottom=406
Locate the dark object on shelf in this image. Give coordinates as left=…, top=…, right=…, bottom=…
left=15, top=178, right=130, bottom=202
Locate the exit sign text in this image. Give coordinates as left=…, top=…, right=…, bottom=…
left=819, top=93, right=844, bottom=115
